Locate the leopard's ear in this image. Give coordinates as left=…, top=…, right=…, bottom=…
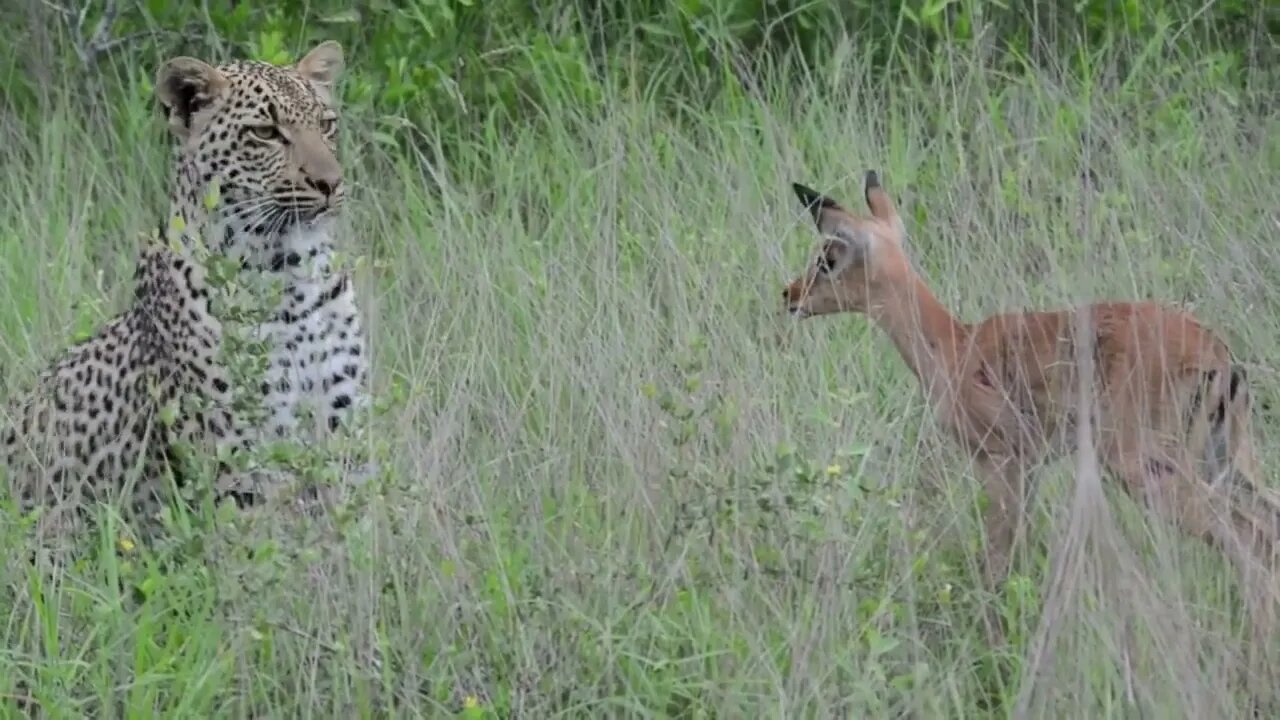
left=155, top=57, right=229, bottom=139
left=295, top=41, right=344, bottom=104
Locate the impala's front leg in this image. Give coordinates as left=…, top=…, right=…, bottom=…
left=948, top=382, right=1038, bottom=592
left=974, top=451, right=1033, bottom=645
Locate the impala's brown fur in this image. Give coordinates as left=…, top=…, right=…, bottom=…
left=782, top=171, right=1280, bottom=649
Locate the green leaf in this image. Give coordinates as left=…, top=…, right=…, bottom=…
left=321, top=10, right=361, bottom=23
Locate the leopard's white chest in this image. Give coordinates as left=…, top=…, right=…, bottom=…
left=256, top=277, right=367, bottom=439
left=223, top=224, right=369, bottom=442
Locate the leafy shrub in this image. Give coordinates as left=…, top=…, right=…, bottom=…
left=1, top=0, right=1271, bottom=160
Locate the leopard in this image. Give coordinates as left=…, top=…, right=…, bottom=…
left=154, top=40, right=368, bottom=444
left=1, top=40, right=370, bottom=538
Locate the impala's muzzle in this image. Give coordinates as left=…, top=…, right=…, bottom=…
left=783, top=278, right=811, bottom=318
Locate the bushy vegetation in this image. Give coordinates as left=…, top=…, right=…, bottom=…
left=0, top=0, right=1277, bottom=717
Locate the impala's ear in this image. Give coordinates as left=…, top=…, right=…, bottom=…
left=295, top=41, right=344, bottom=101
left=155, top=57, right=228, bottom=139
left=792, top=182, right=853, bottom=236
left=863, top=171, right=905, bottom=235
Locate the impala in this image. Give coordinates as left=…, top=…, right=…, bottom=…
left=782, top=170, right=1279, bottom=647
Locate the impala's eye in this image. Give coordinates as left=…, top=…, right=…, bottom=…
left=249, top=125, right=282, bottom=141
left=816, top=241, right=840, bottom=274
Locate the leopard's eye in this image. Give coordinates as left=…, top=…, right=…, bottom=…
left=320, top=117, right=338, bottom=134
left=249, top=125, right=282, bottom=141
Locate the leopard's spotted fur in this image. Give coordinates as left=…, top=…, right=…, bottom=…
left=1, top=41, right=369, bottom=531
left=2, top=225, right=241, bottom=529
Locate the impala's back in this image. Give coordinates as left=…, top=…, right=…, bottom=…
left=969, top=301, right=1238, bottom=460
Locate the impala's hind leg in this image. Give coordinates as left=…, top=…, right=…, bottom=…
left=1211, top=392, right=1280, bottom=579
left=1205, top=398, right=1280, bottom=707
left=1105, top=430, right=1280, bottom=709
left=1108, top=437, right=1271, bottom=602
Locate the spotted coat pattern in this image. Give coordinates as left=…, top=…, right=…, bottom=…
left=2, top=229, right=242, bottom=524
left=1, top=43, right=368, bottom=528
left=164, top=49, right=369, bottom=444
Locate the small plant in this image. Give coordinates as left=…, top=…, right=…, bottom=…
left=645, top=332, right=880, bottom=583
left=129, top=184, right=402, bottom=612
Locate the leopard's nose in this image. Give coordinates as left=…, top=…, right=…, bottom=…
left=308, top=175, right=341, bottom=199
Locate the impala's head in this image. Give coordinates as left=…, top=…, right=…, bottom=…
left=783, top=171, right=908, bottom=319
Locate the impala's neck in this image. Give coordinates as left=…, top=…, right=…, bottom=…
left=867, top=269, right=969, bottom=389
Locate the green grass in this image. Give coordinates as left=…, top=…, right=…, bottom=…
left=1, top=39, right=1279, bottom=718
